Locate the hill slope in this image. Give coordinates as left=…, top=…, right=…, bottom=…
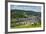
left=11, top=9, right=41, bottom=18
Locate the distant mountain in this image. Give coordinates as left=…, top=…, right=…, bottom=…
left=11, top=9, right=41, bottom=16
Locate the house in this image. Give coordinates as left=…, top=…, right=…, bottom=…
left=16, top=16, right=41, bottom=25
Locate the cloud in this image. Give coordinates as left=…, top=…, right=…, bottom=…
left=11, top=5, right=41, bottom=12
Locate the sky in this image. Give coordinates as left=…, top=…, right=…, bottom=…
left=11, top=5, right=41, bottom=12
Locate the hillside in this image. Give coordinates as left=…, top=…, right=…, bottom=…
left=11, top=9, right=41, bottom=28
left=11, top=9, right=41, bottom=18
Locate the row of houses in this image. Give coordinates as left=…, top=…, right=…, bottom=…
left=16, top=16, right=41, bottom=25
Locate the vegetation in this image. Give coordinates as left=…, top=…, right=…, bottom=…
left=11, top=9, right=41, bottom=28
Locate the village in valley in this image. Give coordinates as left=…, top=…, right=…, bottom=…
left=11, top=9, right=41, bottom=28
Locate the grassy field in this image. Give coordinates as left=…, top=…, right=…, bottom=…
left=11, top=23, right=41, bottom=28
left=16, top=23, right=41, bottom=28
left=11, top=19, right=41, bottom=28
